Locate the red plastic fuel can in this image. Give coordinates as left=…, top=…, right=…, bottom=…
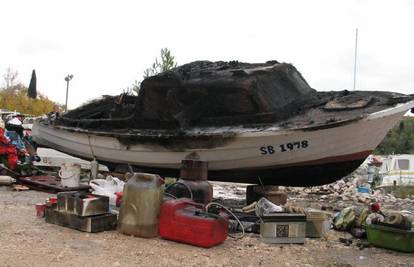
left=159, top=199, right=228, bottom=248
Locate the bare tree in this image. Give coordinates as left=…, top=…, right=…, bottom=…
left=3, top=67, right=19, bottom=89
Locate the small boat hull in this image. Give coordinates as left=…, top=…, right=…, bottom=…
left=32, top=101, right=414, bottom=186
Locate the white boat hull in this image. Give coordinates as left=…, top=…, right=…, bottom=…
left=32, top=101, right=414, bottom=185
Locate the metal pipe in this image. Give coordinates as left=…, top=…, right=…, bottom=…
left=64, top=74, right=74, bottom=112
left=353, top=28, right=358, bottom=90
left=65, top=80, right=69, bottom=112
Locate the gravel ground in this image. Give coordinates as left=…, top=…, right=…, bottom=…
left=1, top=186, right=414, bottom=267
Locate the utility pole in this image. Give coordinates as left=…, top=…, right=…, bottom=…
left=64, top=74, right=74, bottom=112
left=353, top=28, right=358, bottom=90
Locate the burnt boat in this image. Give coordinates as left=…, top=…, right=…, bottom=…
left=32, top=61, right=414, bottom=186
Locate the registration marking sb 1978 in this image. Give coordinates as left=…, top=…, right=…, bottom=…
left=260, top=140, right=309, bottom=155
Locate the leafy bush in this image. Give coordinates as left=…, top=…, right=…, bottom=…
left=375, top=117, right=414, bottom=154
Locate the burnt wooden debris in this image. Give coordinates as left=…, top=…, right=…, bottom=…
left=18, top=175, right=90, bottom=193
left=45, top=192, right=116, bottom=233
left=45, top=207, right=117, bottom=233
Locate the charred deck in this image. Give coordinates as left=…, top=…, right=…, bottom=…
left=56, top=61, right=413, bottom=134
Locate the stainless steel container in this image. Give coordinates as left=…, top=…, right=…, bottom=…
left=260, top=213, right=306, bottom=244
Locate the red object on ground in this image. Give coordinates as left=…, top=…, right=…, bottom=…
left=159, top=198, right=228, bottom=248
left=370, top=156, right=383, bottom=167
left=370, top=202, right=381, bottom=213
left=115, top=192, right=123, bottom=207
left=0, top=144, right=18, bottom=170
left=0, top=128, right=18, bottom=170
left=35, top=203, right=46, bottom=217
left=48, top=197, right=58, bottom=204
left=0, top=128, right=8, bottom=144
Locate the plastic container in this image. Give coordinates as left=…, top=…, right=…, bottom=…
left=366, top=223, right=414, bottom=252
left=35, top=203, right=46, bottom=217
left=59, top=163, right=81, bottom=187
left=357, top=186, right=370, bottom=193
left=305, top=209, right=331, bottom=237
left=159, top=198, right=228, bottom=248
left=118, top=173, right=164, bottom=238
left=48, top=197, right=58, bottom=204
left=0, top=175, right=16, bottom=185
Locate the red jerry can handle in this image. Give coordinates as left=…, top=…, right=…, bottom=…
left=170, top=198, right=205, bottom=211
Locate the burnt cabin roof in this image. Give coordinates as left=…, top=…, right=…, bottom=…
left=57, top=60, right=410, bottom=131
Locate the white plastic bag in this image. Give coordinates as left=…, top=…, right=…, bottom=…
left=255, top=197, right=283, bottom=217
left=89, top=176, right=125, bottom=206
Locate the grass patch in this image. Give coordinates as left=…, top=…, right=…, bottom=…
left=392, top=186, right=414, bottom=199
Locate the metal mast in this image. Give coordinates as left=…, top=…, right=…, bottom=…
left=353, top=28, right=358, bottom=90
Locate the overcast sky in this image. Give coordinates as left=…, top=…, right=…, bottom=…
left=0, top=0, right=413, bottom=109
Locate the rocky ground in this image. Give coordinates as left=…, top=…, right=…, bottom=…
left=1, top=177, right=414, bottom=267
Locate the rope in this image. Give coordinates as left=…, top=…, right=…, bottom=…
left=127, top=164, right=134, bottom=174
left=164, top=192, right=178, bottom=199
left=258, top=176, right=265, bottom=191
left=87, top=135, right=96, bottom=159
left=165, top=181, right=194, bottom=200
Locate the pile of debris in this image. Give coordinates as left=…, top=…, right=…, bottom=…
left=269, top=158, right=408, bottom=211
left=286, top=178, right=414, bottom=213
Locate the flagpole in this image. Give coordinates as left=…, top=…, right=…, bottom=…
left=353, top=28, right=358, bottom=90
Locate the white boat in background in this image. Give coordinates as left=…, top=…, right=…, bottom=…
left=379, top=154, right=414, bottom=186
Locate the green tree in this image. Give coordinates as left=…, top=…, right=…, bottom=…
left=375, top=117, right=414, bottom=154
left=125, top=80, right=141, bottom=96
left=127, top=48, right=178, bottom=95
left=28, top=69, right=37, bottom=99
left=143, top=48, right=178, bottom=78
